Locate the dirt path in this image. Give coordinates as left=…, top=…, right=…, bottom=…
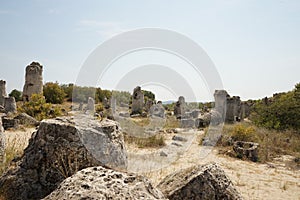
left=127, top=130, right=300, bottom=200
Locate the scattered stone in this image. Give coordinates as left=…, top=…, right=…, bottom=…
left=119, top=112, right=130, bottom=118
left=0, top=116, right=127, bottom=200
left=171, top=142, right=182, bottom=147
left=180, top=118, right=195, bottom=128
left=22, top=62, right=43, bottom=101
left=4, top=97, right=17, bottom=113
left=43, top=166, right=166, bottom=200
left=0, top=105, right=5, bottom=113
left=14, top=113, right=40, bottom=127
left=131, top=86, right=144, bottom=115
left=2, top=117, right=19, bottom=130
left=233, top=141, right=259, bottom=162
left=160, top=151, right=168, bottom=157
left=157, top=163, right=243, bottom=200
left=172, top=135, right=187, bottom=142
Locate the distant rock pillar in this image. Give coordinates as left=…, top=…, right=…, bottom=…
left=0, top=80, right=7, bottom=106
left=213, top=90, right=228, bottom=121
left=22, top=62, right=43, bottom=101
left=131, top=86, right=144, bottom=115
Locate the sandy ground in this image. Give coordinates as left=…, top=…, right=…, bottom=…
left=4, top=127, right=300, bottom=200
left=127, top=130, right=300, bottom=200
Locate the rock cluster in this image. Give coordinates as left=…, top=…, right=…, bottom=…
left=0, top=116, right=127, bottom=200
left=22, top=62, right=43, bottom=101
left=157, top=163, right=243, bottom=200
left=44, top=166, right=166, bottom=200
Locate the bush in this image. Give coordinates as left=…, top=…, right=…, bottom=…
left=18, top=94, right=62, bottom=121
left=9, top=89, right=22, bottom=102
left=230, top=124, right=257, bottom=142
left=250, top=83, right=300, bottom=132
left=95, top=103, right=104, bottom=113
left=43, top=82, right=66, bottom=104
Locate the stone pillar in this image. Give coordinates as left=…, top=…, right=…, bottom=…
left=0, top=117, right=5, bottom=164
left=213, top=90, right=228, bottom=121
left=0, top=80, right=7, bottom=106
left=226, top=96, right=241, bottom=122
left=4, top=97, right=17, bottom=113
left=131, top=86, right=144, bottom=115
left=174, top=96, right=187, bottom=119
left=22, top=62, right=43, bottom=101
left=87, top=97, right=95, bottom=113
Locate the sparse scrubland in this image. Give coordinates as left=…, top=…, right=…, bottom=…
left=1, top=82, right=300, bottom=199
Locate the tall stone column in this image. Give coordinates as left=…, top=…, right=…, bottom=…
left=22, top=62, right=43, bottom=101
left=0, top=80, right=7, bottom=106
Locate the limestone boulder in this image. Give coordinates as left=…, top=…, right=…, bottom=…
left=4, top=96, right=17, bottom=113
left=0, top=116, right=127, bottom=200
left=157, top=163, right=243, bottom=200
left=44, top=166, right=166, bottom=200
left=14, top=113, right=40, bottom=126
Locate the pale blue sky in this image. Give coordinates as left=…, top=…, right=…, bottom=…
left=0, top=0, right=299, bottom=101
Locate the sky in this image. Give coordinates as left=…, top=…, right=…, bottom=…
left=0, top=0, right=299, bottom=101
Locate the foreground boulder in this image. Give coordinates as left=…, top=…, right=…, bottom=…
left=44, top=166, right=166, bottom=200
left=157, top=163, right=243, bottom=200
left=0, top=116, right=127, bottom=200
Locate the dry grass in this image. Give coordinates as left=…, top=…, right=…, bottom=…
left=0, top=129, right=34, bottom=176
left=217, top=122, right=300, bottom=163
left=124, top=133, right=166, bottom=148
left=163, top=115, right=180, bottom=129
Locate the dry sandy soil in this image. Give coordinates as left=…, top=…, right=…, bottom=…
left=127, top=130, right=300, bottom=200
left=4, top=128, right=300, bottom=200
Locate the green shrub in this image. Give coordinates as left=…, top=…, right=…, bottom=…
left=9, top=89, right=22, bottom=102
left=18, top=94, right=62, bottom=121
left=230, top=124, right=257, bottom=142
left=250, top=83, right=300, bottom=132
left=43, top=82, right=66, bottom=104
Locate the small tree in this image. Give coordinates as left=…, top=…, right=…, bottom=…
left=9, top=89, right=22, bottom=102
left=43, top=82, right=66, bottom=104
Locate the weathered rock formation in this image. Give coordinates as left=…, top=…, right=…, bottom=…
left=150, top=101, right=165, bottom=118
left=233, top=141, right=259, bottom=162
left=2, top=116, right=19, bottom=130
left=214, top=90, right=252, bottom=123
left=214, top=90, right=228, bottom=121
left=22, top=62, right=43, bottom=101
left=0, top=117, right=5, bottom=164
left=158, top=163, right=243, bottom=200
left=0, top=116, right=127, bottom=200
left=4, top=96, right=17, bottom=113
left=226, top=96, right=241, bottom=123
left=174, top=96, right=187, bottom=119
left=131, top=86, right=144, bottom=115
left=0, top=80, right=7, bottom=106
left=87, top=97, right=95, bottom=113
left=14, top=113, right=40, bottom=127
left=44, top=166, right=166, bottom=200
